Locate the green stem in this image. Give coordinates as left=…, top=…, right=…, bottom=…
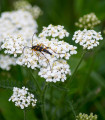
left=66, top=51, right=86, bottom=87
left=83, top=55, right=95, bottom=88
left=41, top=83, right=48, bottom=120
left=50, top=85, right=53, bottom=117
left=59, top=51, right=86, bottom=117
left=69, top=101, right=76, bottom=117
left=70, top=51, right=86, bottom=83
left=24, top=109, right=26, bottom=120
left=29, top=69, right=42, bottom=94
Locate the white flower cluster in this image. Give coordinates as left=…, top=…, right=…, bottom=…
left=72, top=29, right=103, bottom=49
left=14, top=0, right=32, bottom=10
left=14, top=0, right=42, bottom=19
left=0, top=10, right=38, bottom=45
left=9, top=87, right=37, bottom=109
left=39, top=60, right=71, bottom=82
left=0, top=55, right=16, bottom=70
left=1, top=35, right=27, bottom=57
left=2, top=24, right=77, bottom=82
left=76, top=113, right=97, bottom=120
left=16, top=35, right=77, bottom=82
left=31, top=6, right=43, bottom=19
left=17, top=47, right=40, bottom=69
left=75, top=13, right=100, bottom=29
left=39, top=24, right=69, bottom=39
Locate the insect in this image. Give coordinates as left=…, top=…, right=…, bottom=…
left=23, top=33, right=54, bottom=70
left=23, top=33, right=65, bottom=70
left=31, top=44, right=52, bottom=56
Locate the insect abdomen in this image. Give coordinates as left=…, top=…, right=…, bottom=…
left=43, top=49, right=52, bottom=55
left=32, top=46, right=52, bottom=55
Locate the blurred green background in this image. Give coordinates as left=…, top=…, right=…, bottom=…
left=0, top=0, right=105, bottom=120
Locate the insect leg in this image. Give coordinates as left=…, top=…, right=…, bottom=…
left=35, top=52, right=40, bottom=62
left=22, top=46, right=31, bottom=54
left=31, top=49, right=40, bottom=62
left=40, top=52, right=52, bottom=71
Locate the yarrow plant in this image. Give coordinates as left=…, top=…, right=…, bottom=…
left=39, top=24, right=69, bottom=39
left=14, top=0, right=43, bottom=19
left=75, top=13, right=100, bottom=29
left=76, top=113, right=97, bottom=120
left=39, top=59, right=71, bottom=82
left=1, top=35, right=27, bottom=57
left=0, top=55, right=16, bottom=70
left=0, top=10, right=38, bottom=47
left=0, top=2, right=104, bottom=118
left=9, top=87, right=37, bottom=109
left=72, top=29, right=103, bottom=50
left=1, top=24, right=77, bottom=83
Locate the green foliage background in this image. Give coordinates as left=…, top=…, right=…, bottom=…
left=0, top=0, right=105, bottom=120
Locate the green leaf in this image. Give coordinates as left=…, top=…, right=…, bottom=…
left=0, top=89, right=38, bottom=120
left=91, top=71, right=105, bottom=89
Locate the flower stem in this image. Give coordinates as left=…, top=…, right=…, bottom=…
left=29, top=69, right=42, bottom=94
left=24, top=109, right=26, bottom=120
left=70, top=51, right=86, bottom=83
left=41, top=83, right=48, bottom=120
left=66, top=51, right=86, bottom=86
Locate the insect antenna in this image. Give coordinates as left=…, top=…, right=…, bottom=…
left=22, top=32, right=36, bottom=54
left=39, top=43, right=65, bottom=55
left=49, top=48, right=65, bottom=54
left=32, top=32, right=36, bottom=47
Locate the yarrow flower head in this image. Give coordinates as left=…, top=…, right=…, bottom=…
left=14, top=0, right=32, bottom=10
left=72, top=29, right=103, bottom=50
left=9, top=87, right=37, bottom=109
left=39, top=24, right=69, bottom=39
left=16, top=36, right=77, bottom=76
left=0, top=10, right=38, bottom=47
left=39, top=59, right=71, bottom=82
left=16, top=36, right=76, bottom=83
left=14, top=0, right=43, bottom=19
left=0, top=55, right=16, bottom=70
left=31, top=6, right=43, bottom=19
left=75, top=13, right=100, bottom=29
left=76, top=113, right=97, bottom=120
left=2, top=24, right=77, bottom=83
left=1, top=34, right=27, bottom=57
